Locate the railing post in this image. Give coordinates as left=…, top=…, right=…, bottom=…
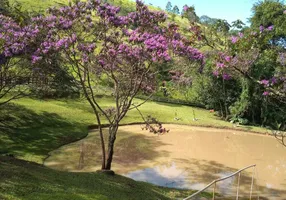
left=236, top=172, right=241, bottom=200
left=212, top=182, right=216, bottom=200
left=183, top=165, right=256, bottom=200
left=250, top=166, right=255, bottom=200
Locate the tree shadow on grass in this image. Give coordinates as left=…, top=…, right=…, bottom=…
left=147, top=100, right=185, bottom=108
left=0, top=103, right=88, bottom=161
left=0, top=156, right=172, bottom=200
left=56, top=99, right=95, bottom=114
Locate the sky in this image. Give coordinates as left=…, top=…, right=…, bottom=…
left=138, top=0, right=258, bottom=24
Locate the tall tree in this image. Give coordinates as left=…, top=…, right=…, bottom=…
left=199, top=15, right=219, bottom=26
left=27, top=0, right=204, bottom=171
left=231, top=19, right=245, bottom=30
left=214, top=19, right=231, bottom=33
left=165, top=1, right=173, bottom=13
left=172, top=5, right=180, bottom=15
left=210, top=25, right=286, bottom=128
left=0, top=13, right=38, bottom=106
left=250, top=0, right=286, bottom=47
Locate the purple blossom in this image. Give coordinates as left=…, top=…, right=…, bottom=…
left=31, top=55, right=42, bottom=64
left=183, top=5, right=189, bottom=11
left=225, top=56, right=231, bottom=62
left=267, top=25, right=274, bottom=31
left=263, top=91, right=270, bottom=96
left=42, top=49, right=49, bottom=54
left=259, top=25, right=264, bottom=32
left=61, top=20, right=73, bottom=29
left=271, top=77, right=277, bottom=84
left=216, top=62, right=225, bottom=68
left=231, top=36, right=238, bottom=44
left=55, top=39, right=66, bottom=49
left=108, top=49, right=117, bottom=56
left=4, top=50, right=12, bottom=57
left=77, top=43, right=95, bottom=53
left=260, top=79, right=269, bottom=86
left=238, top=32, right=244, bottom=38
left=222, top=73, right=231, bottom=80
left=82, top=54, right=89, bottom=63
left=213, top=71, right=219, bottom=76
left=98, top=60, right=105, bottom=66
left=251, top=31, right=257, bottom=36
left=71, top=33, right=77, bottom=42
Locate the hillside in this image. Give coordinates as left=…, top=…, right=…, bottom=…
left=1, top=156, right=209, bottom=200
left=9, top=0, right=191, bottom=29
left=0, top=97, right=268, bottom=163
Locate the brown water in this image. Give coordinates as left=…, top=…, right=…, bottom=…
left=44, top=125, right=286, bottom=199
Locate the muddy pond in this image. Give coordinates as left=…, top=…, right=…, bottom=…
left=44, top=125, right=286, bottom=199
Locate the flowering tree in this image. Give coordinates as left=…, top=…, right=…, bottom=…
left=0, top=14, right=40, bottom=106
left=29, top=0, right=204, bottom=170
left=210, top=24, right=286, bottom=129
left=213, top=26, right=285, bottom=100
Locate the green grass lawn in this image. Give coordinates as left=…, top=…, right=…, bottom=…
left=0, top=97, right=268, bottom=163
left=1, top=156, right=214, bottom=200
left=9, top=0, right=68, bottom=13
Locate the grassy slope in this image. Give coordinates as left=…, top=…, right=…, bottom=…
left=0, top=97, right=268, bottom=163
left=10, top=0, right=191, bottom=28
left=1, top=156, right=213, bottom=200
left=9, top=0, right=68, bottom=12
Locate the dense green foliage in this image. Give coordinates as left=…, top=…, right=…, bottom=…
left=251, top=0, right=286, bottom=47
left=162, top=0, right=286, bottom=130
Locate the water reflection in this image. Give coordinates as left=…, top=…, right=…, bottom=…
left=45, top=124, right=286, bottom=199
left=125, top=163, right=242, bottom=197
left=125, top=162, right=190, bottom=189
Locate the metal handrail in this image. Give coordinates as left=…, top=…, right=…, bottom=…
left=183, top=164, right=257, bottom=200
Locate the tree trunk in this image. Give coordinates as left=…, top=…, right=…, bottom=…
left=105, top=125, right=118, bottom=170
left=252, top=105, right=255, bottom=124
left=219, top=101, right=223, bottom=117
left=82, top=94, right=106, bottom=170
left=222, top=79, right=228, bottom=120
left=80, top=80, right=106, bottom=170
left=98, top=124, right=106, bottom=170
